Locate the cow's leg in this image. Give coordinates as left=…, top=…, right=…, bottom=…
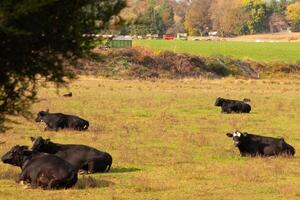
left=221, top=106, right=226, bottom=113
left=28, top=171, right=41, bottom=189
left=87, top=159, right=97, bottom=173
left=37, top=173, right=52, bottom=189
left=47, top=179, right=60, bottom=189
left=79, top=163, right=89, bottom=174
left=18, top=170, right=29, bottom=183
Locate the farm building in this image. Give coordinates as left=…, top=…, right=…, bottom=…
left=111, top=36, right=132, bottom=48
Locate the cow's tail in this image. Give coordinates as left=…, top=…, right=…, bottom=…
left=246, top=104, right=251, bottom=113
left=287, top=145, right=295, bottom=156
left=105, top=153, right=113, bottom=172
left=83, top=121, right=89, bottom=131
left=282, top=140, right=295, bottom=156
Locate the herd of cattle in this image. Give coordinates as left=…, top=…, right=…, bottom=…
left=0, top=96, right=296, bottom=189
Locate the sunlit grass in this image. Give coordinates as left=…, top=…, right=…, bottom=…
left=133, top=40, right=300, bottom=62
left=1, top=77, right=300, bottom=199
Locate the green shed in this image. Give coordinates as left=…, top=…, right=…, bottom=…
left=111, top=36, right=132, bottom=48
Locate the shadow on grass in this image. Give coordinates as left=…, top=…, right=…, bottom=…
left=75, top=176, right=114, bottom=189
left=110, top=167, right=141, bottom=173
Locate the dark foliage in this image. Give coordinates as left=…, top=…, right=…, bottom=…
left=0, top=0, right=126, bottom=131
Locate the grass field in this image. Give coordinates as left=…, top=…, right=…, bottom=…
left=1, top=77, right=300, bottom=200
left=133, top=40, right=300, bottom=63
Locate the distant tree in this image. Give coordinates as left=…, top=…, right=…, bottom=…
left=210, top=0, right=249, bottom=36
left=173, top=0, right=189, bottom=33
left=130, top=5, right=166, bottom=35
left=242, top=0, right=268, bottom=34
left=269, top=0, right=284, bottom=14
left=0, top=0, right=126, bottom=132
left=184, top=0, right=212, bottom=36
left=160, top=0, right=175, bottom=33
left=286, top=2, right=300, bottom=31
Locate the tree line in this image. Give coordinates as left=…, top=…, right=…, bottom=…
left=117, top=0, right=300, bottom=36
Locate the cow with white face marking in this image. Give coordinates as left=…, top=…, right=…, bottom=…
left=226, top=131, right=295, bottom=157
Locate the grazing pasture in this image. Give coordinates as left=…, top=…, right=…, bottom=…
left=1, top=77, right=300, bottom=199
left=133, top=40, right=300, bottom=62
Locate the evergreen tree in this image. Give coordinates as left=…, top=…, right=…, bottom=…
left=0, top=0, right=126, bottom=131
left=130, top=4, right=165, bottom=35
left=160, top=0, right=175, bottom=33
left=243, top=0, right=268, bottom=34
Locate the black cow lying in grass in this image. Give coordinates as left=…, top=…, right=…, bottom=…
left=1, top=145, right=77, bottom=189
left=31, top=137, right=112, bottom=173
left=226, top=131, right=295, bottom=157
left=63, top=92, right=72, bottom=97
left=215, top=97, right=251, bottom=113
left=35, top=110, right=89, bottom=131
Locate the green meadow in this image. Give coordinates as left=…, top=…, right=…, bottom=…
left=133, top=40, right=300, bottom=62
left=1, top=77, right=300, bottom=199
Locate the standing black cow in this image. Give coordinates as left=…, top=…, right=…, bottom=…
left=31, top=137, right=112, bottom=173
left=35, top=110, right=89, bottom=131
left=1, top=145, right=77, bottom=189
left=226, top=131, right=295, bottom=157
left=215, top=97, right=251, bottom=113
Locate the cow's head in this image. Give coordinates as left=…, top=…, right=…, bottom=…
left=215, top=97, right=224, bottom=107
left=226, top=131, right=246, bottom=147
left=30, top=137, right=54, bottom=153
left=1, top=145, right=31, bottom=167
left=35, top=109, right=49, bottom=122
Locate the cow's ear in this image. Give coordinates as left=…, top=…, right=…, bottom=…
left=45, top=109, right=49, bottom=113
left=226, top=133, right=233, bottom=137
left=30, top=137, right=35, bottom=142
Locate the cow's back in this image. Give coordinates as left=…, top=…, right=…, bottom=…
left=44, top=113, right=68, bottom=127
left=26, top=154, right=75, bottom=173
left=54, top=144, right=105, bottom=170
left=243, top=134, right=294, bottom=156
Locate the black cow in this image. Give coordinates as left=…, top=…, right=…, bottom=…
left=226, top=131, right=295, bottom=157
left=63, top=92, right=72, bottom=97
left=35, top=110, right=89, bottom=131
left=31, top=137, right=112, bottom=173
left=1, top=145, right=77, bottom=189
left=215, top=97, right=251, bottom=113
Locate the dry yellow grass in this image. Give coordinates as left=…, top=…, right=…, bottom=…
left=1, top=76, right=300, bottom=199
left=230, top=32, right=300, bottom=42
